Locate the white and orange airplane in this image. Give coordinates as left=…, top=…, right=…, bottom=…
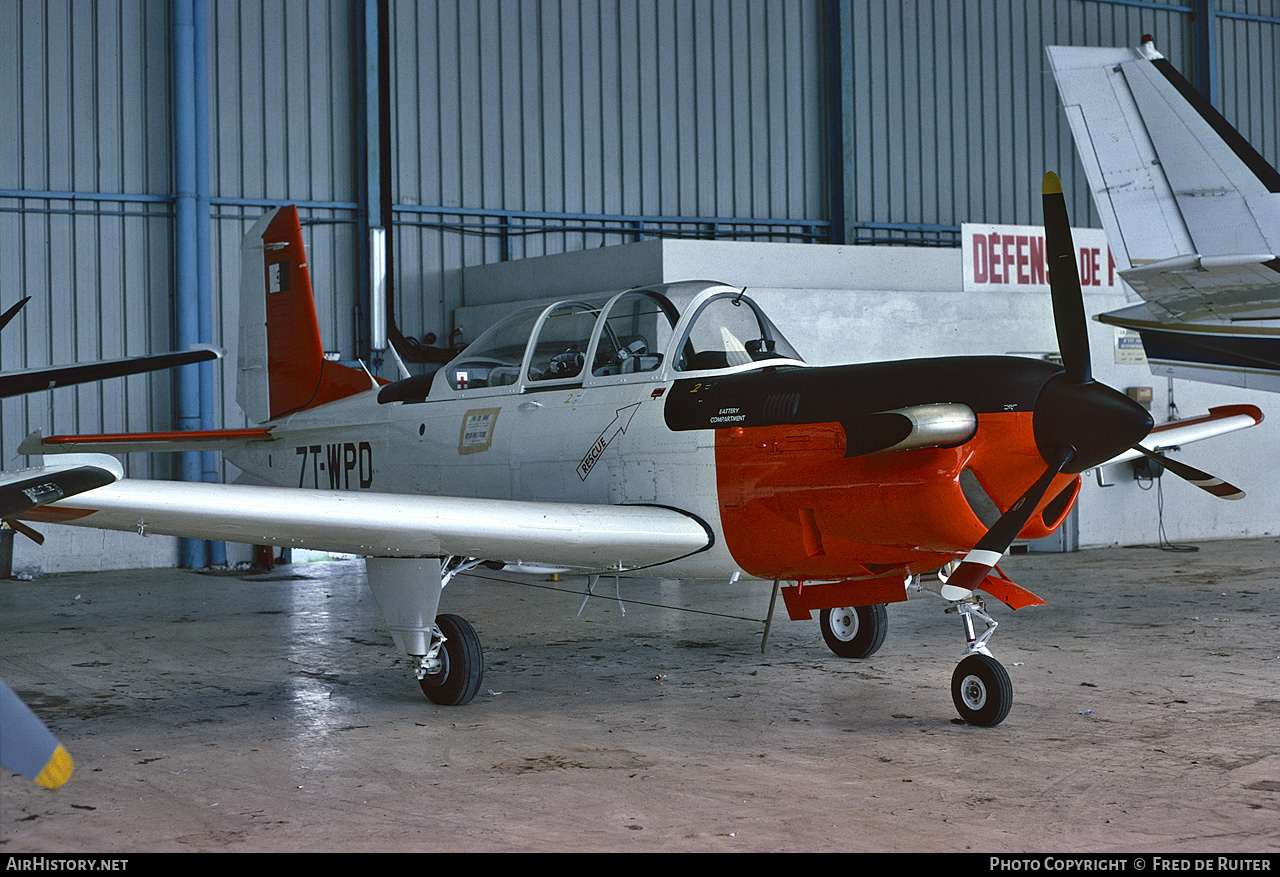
left=17, top=175, right=1261, bottom=726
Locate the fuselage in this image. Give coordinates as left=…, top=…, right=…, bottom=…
left=229, top=283, right=1091, bottom=584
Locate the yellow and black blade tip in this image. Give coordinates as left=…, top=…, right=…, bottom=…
left=0, top=679, right=73, bottom=788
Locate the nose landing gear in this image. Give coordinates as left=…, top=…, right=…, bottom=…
left=910, top=570, right=1015, bottom=727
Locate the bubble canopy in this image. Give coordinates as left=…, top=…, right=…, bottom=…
left=437, top=283, right=805, bottom=395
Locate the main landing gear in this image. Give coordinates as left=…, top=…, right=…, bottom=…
left=416, top=613, right=484, bottom=706
left=819, top=604, right=888, bottom=659
left=364, top=556, right=485, bottom=708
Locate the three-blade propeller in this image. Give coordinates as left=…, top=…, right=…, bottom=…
left=947, top=173, right=1243, bottom=592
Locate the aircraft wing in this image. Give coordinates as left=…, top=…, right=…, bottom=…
left=1046, top=43, right=1280, bottom=323
left=1101, top=405, right=1263, bottom=467
left=21, top=481, right=714, bottom=571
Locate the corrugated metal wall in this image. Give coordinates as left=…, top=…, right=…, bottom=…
left=0, top=0, right=1277, bottom=482
left=1219, top=0, right=1280, bottom=171
left=206, top=0, right=361, bottom=430
left=833, top=0, right=1199, bottom=240
left=0, top=0, right=178, bottom=478
left=389, top=0, right=828, bottom=337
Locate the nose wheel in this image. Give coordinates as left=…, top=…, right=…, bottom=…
left=910, top=572, right=1016, bottom=727
left=946, top=593, right=1012, bottom=726
left=951, top=653, right=1012, bottom=727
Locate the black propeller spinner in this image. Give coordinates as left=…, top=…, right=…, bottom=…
left=947, top=173, right=1243, bottom=592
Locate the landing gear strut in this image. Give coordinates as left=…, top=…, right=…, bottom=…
left=946, top=592, right=1013, bottom=726
left=365, top=556, right=485, bottom=707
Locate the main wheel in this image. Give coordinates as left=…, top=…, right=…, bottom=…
left=951, top=653, right=1012, bottom=727
left=419, top=614, right=484, bottom=706
left=819, top=604, right=888, bottom=659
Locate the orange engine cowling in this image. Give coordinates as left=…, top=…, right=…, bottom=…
left=713, top=412, right=1080, bottom=582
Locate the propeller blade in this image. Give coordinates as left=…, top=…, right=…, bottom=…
left=6, top=518, right=45, bottom=544
left=1032, top=173, right=1152, bottom=472
left=0, top=296, right=30, bottom=333
left=1042, top=172, right=1092, bottom=385
left=947, top=446, right=1075, bottom=592
left=0, top=679, right=72, bottom=788
left=1133, top=445, right=1246, bottom=500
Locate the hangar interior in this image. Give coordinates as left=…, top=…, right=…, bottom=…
left=2, top=0, right=1280, bottom=573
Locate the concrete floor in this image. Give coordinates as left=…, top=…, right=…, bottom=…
left=1, top=537, right=1278, bottom=853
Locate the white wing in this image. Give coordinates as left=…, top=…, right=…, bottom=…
left=24, top=480, right=713, bottom=571
left=1102, top=405, right=1263, bottom=467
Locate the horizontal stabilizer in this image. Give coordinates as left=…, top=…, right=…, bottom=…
left=20, top=427, right=275, bottom=456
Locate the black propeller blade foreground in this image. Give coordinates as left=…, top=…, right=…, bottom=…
left=1131, top=445, right=1245, bottom=500
left=1043, top=182, right=1091, bottom=385
left=947, top=445, right=1076, bottom=592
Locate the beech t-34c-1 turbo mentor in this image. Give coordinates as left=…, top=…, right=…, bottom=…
left=18, top=175, right=1260, bottom=726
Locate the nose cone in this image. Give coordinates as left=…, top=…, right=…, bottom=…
left=1033, top=375, right=1154, bottom=472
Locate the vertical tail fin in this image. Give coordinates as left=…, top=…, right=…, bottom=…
left=237, top=206, right=375, bottom=424
left=1047, top=42, right=1280, bottom=270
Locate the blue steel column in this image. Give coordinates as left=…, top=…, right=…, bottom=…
left=193, top=0, right=225, bottom=567
left=173, top=0, right=208, bottom=569
left=1194, top=0, right=1219, bottom=107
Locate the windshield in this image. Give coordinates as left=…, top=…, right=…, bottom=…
left=675, top=292, right=803, bottom=371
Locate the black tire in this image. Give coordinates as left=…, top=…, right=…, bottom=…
left=819, top=604, right=888, bottom=659
left=950, top=653, right=1013, bottom=727
left=419, top=614, right=484, bottom=706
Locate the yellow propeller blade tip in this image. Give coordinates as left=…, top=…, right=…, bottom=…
left=1043, top=172, right=1063, bottom=195
left=34, top=744, right=73, bottom=789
